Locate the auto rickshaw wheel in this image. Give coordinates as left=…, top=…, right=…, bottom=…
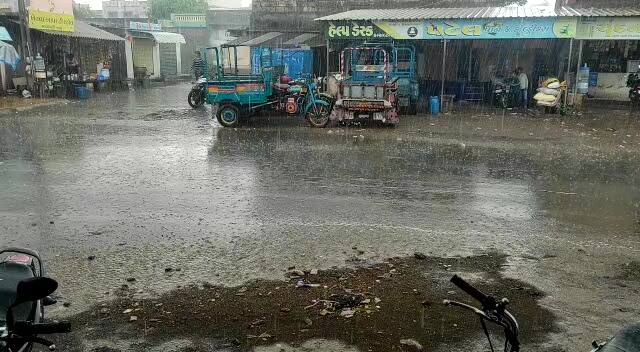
left=216, top=104, right=240, bottom=127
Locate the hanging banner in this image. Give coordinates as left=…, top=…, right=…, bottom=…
left=374, top=17, right=576, bottom=40
left=29, top=0, right=74, bottom=32
left=576, top=17, right=640, bottom=40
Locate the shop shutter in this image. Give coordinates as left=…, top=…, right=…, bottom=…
left=159, top=44, right=177, bottom=76
left=132, top=38, right=155, bottom=75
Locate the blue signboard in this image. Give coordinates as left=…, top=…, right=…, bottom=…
left=373, top=17, right=577, bottom=40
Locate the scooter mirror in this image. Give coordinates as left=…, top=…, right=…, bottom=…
left=12, top=277, right=58, bottom=307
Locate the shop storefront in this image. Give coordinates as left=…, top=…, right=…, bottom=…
left=3, top=19, right=127, bottom=98
left=317, top=7, right=640, bottom=107
left=127, top=23, right=186, bottom=80
left=574, top=16, right=640, bottom=101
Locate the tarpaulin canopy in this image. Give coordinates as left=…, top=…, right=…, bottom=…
left=0, top=26, right=12, bottom=42
left=0, top=41, right=20, bottom=70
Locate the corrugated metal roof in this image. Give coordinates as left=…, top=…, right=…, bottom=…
left=222, top=36, right=251, bottom=47
left=315, top=6, right=640, bottom=21
left=223, top=32, right=323, bottom=47
left=563, top=7, right=640, bottom=17
left=284, top=33, right=318, bottom=46
left=37, top=20, right=124, bottom=41
left=241, top=32, right=282, bottom=46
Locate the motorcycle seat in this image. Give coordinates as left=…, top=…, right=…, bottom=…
left=598, top=323, right=640, bottom=352
left=0, top=262, right=36, bottom=322
left=273, top=83, right=290, bottom=91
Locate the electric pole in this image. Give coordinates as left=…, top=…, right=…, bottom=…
left=17, top=0, right=34, bottom=91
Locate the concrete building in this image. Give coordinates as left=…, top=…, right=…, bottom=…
left=208, top=8, right=250, bottom=48
left=102, top=0, right=148, bottom=19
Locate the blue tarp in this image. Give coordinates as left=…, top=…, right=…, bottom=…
left=0, top=26, right=12, bottom=42
left=251, top=47, right=313, bottom=79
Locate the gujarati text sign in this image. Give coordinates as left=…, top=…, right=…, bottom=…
left=29, top=0, right=74, bottom=32
left=374, top=17, right=576, bottom=40
left=576, top=17, right=640, bottom=39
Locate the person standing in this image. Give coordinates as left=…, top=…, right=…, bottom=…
left=191, top=51, right=205, bottom=79
left=517, top=67, right=529, bottom=110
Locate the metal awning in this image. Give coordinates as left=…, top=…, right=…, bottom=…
left=223, top=36, right=251, bottom=47
left=139, top=31, right=186, bottom=44
left=0, top=26, right=12, bottom=41
left=36, top=20, right=123, bottom=41
left=315, top=6, right=640, bottom=21
left=223, top=32, right=323, bottom=48
left=284, top=33, right=322, bottom=47
left=241, top=32, right=282, bottom=46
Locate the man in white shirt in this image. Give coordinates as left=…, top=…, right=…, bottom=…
left=517, top=67, right=529, bottom=110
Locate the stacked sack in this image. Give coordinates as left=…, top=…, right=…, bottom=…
left=534, top=78, right=565, bottom=107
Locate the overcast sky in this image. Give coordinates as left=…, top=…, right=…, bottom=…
left=78, top=0, right=554, bottom=11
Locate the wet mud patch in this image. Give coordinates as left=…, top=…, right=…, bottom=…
left=53, top=254, right=558, bottom=352
left=616, top=261, right=640, bottom=281
left=141, top=109, right=195, bottom=120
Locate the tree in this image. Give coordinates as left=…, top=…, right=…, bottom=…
left=147, top=0, right=207, bottom=20
left=73, top=2, right=94, bottom=19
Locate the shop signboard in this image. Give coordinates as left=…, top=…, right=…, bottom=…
left=29, top=0, right=74, bottom=32
left=325, top=21, right=390, bottom=39
left=130, top=22, right=162, bottom=31
left=576, top=17, right=640, bottom=40
left=373, top=17, right=576, bottom=40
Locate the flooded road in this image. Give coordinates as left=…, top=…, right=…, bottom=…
left=1, top=83, right=639, bottom=351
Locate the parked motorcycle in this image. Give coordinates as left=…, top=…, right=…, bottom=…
left=626, top=69, right=640, bottom=104
left=188, top=76, right=207, bottom=109
left=271, top=77, right=330, bottom=128
left=445, top=275, right=639, bottom=352
left=492, top=77, right=521, bottom=109
left=0, top=247, right=71, bottom=352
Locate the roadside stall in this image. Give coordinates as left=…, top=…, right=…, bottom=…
left=28, top=20, right=126, bottom=98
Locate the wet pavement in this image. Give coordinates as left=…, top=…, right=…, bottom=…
left=1, top=83, right=639, bottom=352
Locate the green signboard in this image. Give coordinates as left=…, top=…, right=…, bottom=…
left=326, top=21, right=390, bottom=39
left=576, top=17, right=640, bottom=40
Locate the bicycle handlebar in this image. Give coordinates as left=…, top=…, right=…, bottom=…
left=14, top=321, right=71, bottom=335
left=450, top=275, right=490, bottom=305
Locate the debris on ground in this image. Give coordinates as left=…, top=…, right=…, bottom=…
left=400, top=338, right=424, bottom=352
left=287, top=270, right=305, bottom=277
left=296, top=280, right=321, bottom=288
left=414, top=252, right=427, bottom=260
left=129, top=316, right=138, bottom=322
left=340, top=308, right=355, bottom=318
